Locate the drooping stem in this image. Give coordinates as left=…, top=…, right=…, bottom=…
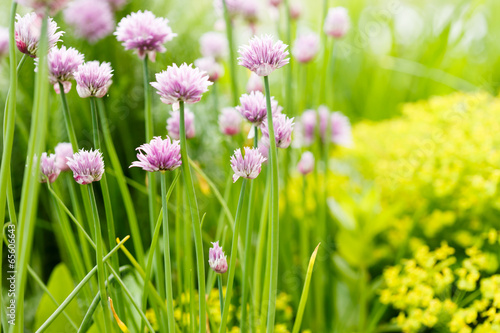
left=222, top=0, right=239, bottom=105
left=162, top=172, right=176, bottom=333
left=15, top=12, right=50, bottom=332
left=264, top=76, right=280, bottom=333
left=179, top=101, right=206, bottom=333
left=88, top=184, right=112, bottom=333
left=240, top=126, right=259, bottom=332
left=219, top=178, right=248, bottom=333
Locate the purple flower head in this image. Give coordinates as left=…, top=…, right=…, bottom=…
left=130, top=136, right=182, bottom=172
left=15, top=13, right=63, bottom=58
left=40, top=152, right=61, bottom=183
left=324, top=7, right=350, bottom=39
left=301, top=109, right=317, bottom=146
left=246, top=72, right=263, bottom=93
left=297, top=151, right=314, bottom=175
left=292, top=33, right=320, bottom=63
left=54, top=142, right=73, bottom=171
left=330, top=111, right=353, bottom=147
left=235, top=91, right=281, bottom=126
left=230, top=147, right=266, bottom=183
left=261, top=114, right=295, bottom=149
left=67, top=148, right=104, bottom=185
left=209, top=241, right=228, bottom=274
left=213, top=0, right=242, bottom=18
left=17, top=0, right=68, bottom=15
left=194, top=57, right=224, bottom=82
left=36, top=45, right=84, bottom=94
left=240, top=1, right=259, bottom=25
left=200, top=31, right=227, bottom=60
left=64, top=0, right=115, bottom=43
left=238, top=34, right=289, bottom=76
left=258, top=141, right=269, bottom=161
left=151, top=63, right=213, bottom=105
left=289, top=2, right=302, bottom=20
left=219, top=107, right=242, bottom=136
left=0, top=27, right=9, bottom=59
left=269, top=0, right=282, bottom=7
left=74, top=61, right=113, bottom=98
left=167, top=108, right=196, bottom=140
left=115, top=10, right=176, bottom=62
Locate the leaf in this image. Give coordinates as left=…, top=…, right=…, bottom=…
left=34, top=263, right=83, bottom=332
left=292, top=243, right=320, bottom=333
left=327, top=197, right=357, bottom=230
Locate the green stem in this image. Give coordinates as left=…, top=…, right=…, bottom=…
left=15, top=12, right=50, bottom=332
left=87, top=184, right=112, bottom=333
left=179, top=101, right=206, bottom=333
left=240, top=127, right=259, bottom=332
left=219, top=179, right=248, bottom=333
left=217, top=274, right=224, bottom=321
left=222, top=0, right=239, bottom=105
left=35, top=236, right=130, bottom=333
left=161, top=172, right=176, bottom=333
left=59, top=83, right=78, bottom=151
left=264, top=76, right=280, bottom=333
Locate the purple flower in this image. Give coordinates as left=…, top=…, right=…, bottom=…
left=194, top=57, right=224, bottom=82
left=130, top=136, right=182, bottom=172
left=67, top=148, right=104, bottom=185
left=213, top=0, right=242, bottom=18
left=200, top=31, right=227, bottom=60
left=297, top=151, right=314, bottom=175
left=240, top=1, right=259, bottom=26
left=64, top=0, right=115, bottom=43
left=151, top=63, right=213, bottom=105
left=238, top=34, right=289, bottom=77
left=74, top=61, right=113, bottom=98
left=324, top=7, right=350, bottom=39
left=261, top=114, right=295, bottom=149
left=301, top=109, right=317, bottom=146
left=236, top=91, right=281, bottom=126
left=330, top=111, right=353, bottom=147
left=36, top=45, right=84, bottom=94
left=16, top=0, right=68, bottom=15
left=54, top=142, right=73, bottom=171
left=230, top=147, right=266, bottom=183
left=289, top=2, right=302, bottom=20
left=40, top=152, right=61, bottom=183
left=292, top=33, right=320, bottom=63
left=167, top=108, right=196, bottom=140
left=115, top=10, right=176, bottom=62
left=15, top=13, right=63, bottom=58
left=0, top=27, right=9, bottom=59
left=208, top=241, right=228, bottom=274
left=219, top=107, right=242, bottom=136
left=246, top=72, right=263, bottom=93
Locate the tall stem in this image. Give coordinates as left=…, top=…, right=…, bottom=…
left=15, top=12, right=50, bottom=332
left=264, top=76, right=280, bottom=332
left=88, top=184, right=112, bottom=333
left=59, top=83, right=78, bottom=151
left=217, top=274, right=224, bottom=321
left=162, top=172, right=176, bottom=332
left=219, top=179, right=248, bottom=333
left=222, top=0, right=239, bottom=105
left=240, top=126, right=259, bottom=332
left=179, top=101, right=206, bottom=333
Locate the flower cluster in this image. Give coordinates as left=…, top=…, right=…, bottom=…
left=74, top=61, right=113, bottom=98
left=230, top=147, right=267, bottom=183
left=39, top=46, right=84, bottom=94
left=63, top=0, right=115, bottom=43
left=39, top=142, right=73, bottom=183
left=236, top=91, right=281, bottom=126
left=219, top=107, right=242, bottom=136
left=208, top=241, right=228, bottom=274
left=238, top=35, right=289, bottom=77
left=130, top=136, right=182, bottom=172
left=380, top=242, right=500, bottom=333
left=324, top=7, right=350, bottom=39
left=292, top=33, right=320, bottom=63
left=15, top=13, right=63, bottom=58
left=67, top=148, right=105, bottom=185
left=115, top=10, right=176, bottom=61
left=167, top=108, right=196, bottom=140
left=151, top=63, right=213, bottom=104
left=261, top=114, right=295, bottom=149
